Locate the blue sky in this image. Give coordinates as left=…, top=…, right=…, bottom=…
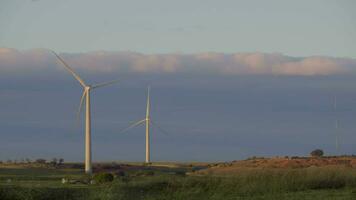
left=0, top=0, right=355, bottom=57
left=0, top=1, right=356, bottom=162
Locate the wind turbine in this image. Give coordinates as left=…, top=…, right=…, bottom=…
left=52, top=51, right=119, bottom=174
left=334, top=96, right=340, bottom=154
left=120, top=87, right=168, bottom=164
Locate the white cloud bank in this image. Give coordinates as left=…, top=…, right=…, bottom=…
left=1, top=48, right=355, bottom=76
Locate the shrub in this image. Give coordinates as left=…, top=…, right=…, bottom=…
left=50, top=158, right=58, bottom=166
left=58, top=158, right=64, bottom=165
left=93, top=172, right=114, bottom=184
left=310, top=149, right=324, bottom=157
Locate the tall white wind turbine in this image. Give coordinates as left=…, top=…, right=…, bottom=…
left=52, top=51, right=119, bottom=174
left=120, top=87, right=167, bottom=164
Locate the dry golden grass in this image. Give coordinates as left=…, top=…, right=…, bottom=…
left=195, top=156, right=356, bottom=175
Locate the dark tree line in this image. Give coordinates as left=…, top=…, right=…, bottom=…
left=0, top=158, right=64, bottom=166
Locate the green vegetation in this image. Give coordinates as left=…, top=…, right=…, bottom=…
left=1, top=166, right=356, bottom=199
left=310, top=149, right=324, bottom=157
left=92, top=172, right=114, bottom=184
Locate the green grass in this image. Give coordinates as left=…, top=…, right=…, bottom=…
left=1, top=166, right=356, bottom=199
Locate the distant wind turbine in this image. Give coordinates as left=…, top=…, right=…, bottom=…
left=119, top=87, right=168, bottom=164
left=52, top=51, right=119, bottom=174
left=334, top=96, right=340, bottom=154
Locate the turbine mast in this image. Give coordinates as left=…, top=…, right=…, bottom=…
left=85, top=87, right=92, bottom=173
left=145, top=86, right=150, bottom=163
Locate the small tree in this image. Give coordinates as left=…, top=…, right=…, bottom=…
left=25, top=158, right=31, bottom=164
left=50, top=158, right=58, bottom=166
left=310, top=149, right=324, bottom=157
left=58, top=158, right=64, bottom=165
left=35, top=159, right=46, bottom=164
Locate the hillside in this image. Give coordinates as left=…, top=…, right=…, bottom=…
left=194, top=156, right=356, bottom=175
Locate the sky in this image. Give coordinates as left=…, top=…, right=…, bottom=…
left=0, top=0, right=356, bottom=162
left=0, top=0, right=355, bottom=57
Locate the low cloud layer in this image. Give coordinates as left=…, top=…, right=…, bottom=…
left=1, top=48, right=356, bottom=161
left=1, top=48, right=355, bottom=76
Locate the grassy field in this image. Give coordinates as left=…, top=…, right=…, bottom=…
left=1, top=163, right=356, bottom=200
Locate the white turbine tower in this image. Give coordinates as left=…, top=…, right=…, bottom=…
left=145, top=86, right=151, bottom=163
left=52, top=51, right=119, bottom=174
left=120, top=87, right=167, bottom=164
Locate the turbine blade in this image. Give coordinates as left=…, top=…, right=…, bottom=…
left=51, top=50, right=86, bottom=87
left=76, top=89, right=87, bottom=126
left=119, top=119, right=146, bottom=134
left=150, top=120, right=169, bottom=136
left=92, top=79, right=120, bottom=89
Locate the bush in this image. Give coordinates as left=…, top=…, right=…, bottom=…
left=310, top=149, right=324, bottom=157
left=58, top=158, right=64, bottom=165
left=93, top=172, right=114, bottom=184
